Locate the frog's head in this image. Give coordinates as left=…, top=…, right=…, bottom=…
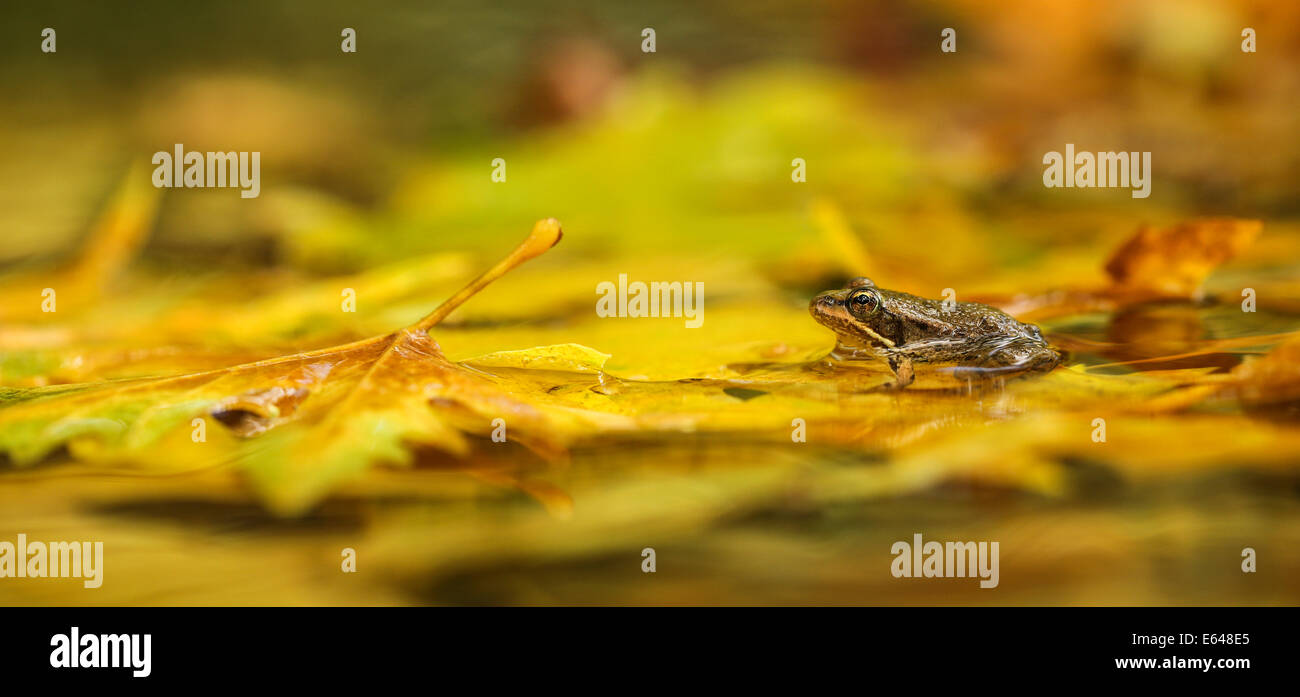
left=809, top=277, right=906, bottom=349
left=813, top=276, right=965, bottom=350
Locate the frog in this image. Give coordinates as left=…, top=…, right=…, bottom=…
left=809, top=277, right=1060, bottom=388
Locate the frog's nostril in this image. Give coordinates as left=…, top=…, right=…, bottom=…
left=810, top=293, right=833, bottom=314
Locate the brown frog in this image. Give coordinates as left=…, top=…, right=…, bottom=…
left=809, top=277, right=1060, bottom=388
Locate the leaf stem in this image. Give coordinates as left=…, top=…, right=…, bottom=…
left=410, top=218, right=563, bottom=332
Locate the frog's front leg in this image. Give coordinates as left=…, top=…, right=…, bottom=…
left=884, top=351, right=915, bottom=388
left=830, top=342, right=914, bottom=388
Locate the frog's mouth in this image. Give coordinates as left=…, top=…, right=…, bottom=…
left=810, top=292, right=897, bottom=349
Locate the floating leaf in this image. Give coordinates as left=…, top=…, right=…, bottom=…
left=0, top=220, right=571, bottom=514
left=1104, top=218, right=1262, bottom=298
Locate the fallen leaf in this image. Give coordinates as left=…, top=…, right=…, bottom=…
left=986, top=218, right=1262, bottom=320
left=1104, top=218, right=1261, bottom=298
left=0, top=163, right=160, bottom=322
left=463, top=343, right=611, bottom=373
left=0, top=220, right=571, bottom=514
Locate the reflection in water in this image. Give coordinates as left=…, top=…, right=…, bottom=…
left=1106, top=302, right=1207, bottom=360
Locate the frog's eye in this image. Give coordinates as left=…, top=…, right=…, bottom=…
left=847, top=289, right=880, bottom=316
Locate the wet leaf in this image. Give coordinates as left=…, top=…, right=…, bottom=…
left=0, top=220, right=573, bottom=514
left=1104, top=218, right=1262, bottom=298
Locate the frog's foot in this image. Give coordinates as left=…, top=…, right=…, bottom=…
left=886, top=354, right=915, bottom=389
left=992, top=343, right=1062, bottom=374
left=945, top=346, right=1061, bottom=382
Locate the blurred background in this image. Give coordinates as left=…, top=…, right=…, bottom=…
left=3, top=0, right=1297, bottom=270
left=1, top=0, right=1298, bottom=605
